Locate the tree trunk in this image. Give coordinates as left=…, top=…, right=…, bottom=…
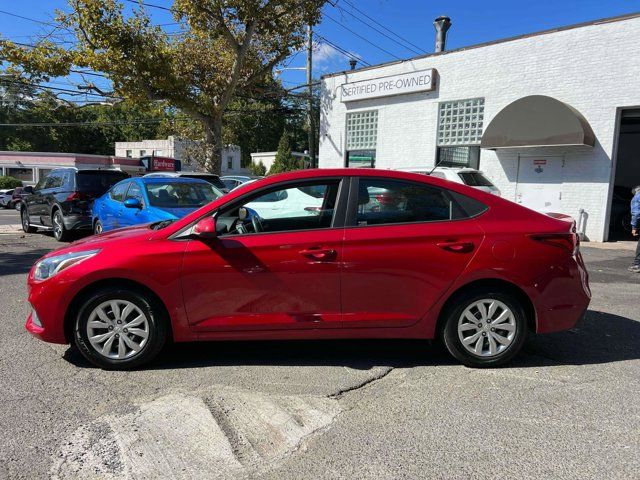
left=203, top=116, right=223, bottom=175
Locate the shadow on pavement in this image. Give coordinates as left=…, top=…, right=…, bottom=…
left=61, top=309, right=640, bottom=371
left=0, top=248, right=50, bottom=276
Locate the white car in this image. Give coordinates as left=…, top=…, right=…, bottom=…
left=246, top=184, right=324, bottom=219
left=0, top=189, right=15, bottom=208
left=398, top=166, right=501, bottom=196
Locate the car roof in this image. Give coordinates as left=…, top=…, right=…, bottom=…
left=136, top=176, right=211, bottom=185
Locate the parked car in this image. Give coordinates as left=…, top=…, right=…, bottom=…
left=220, top=175, right=264, bottom=191
left=20, top=168, right=129, bottom=241
left=399, top=166, right=501, bottom=196
left=92, top=177, right=223, bottom=234
left=144, top=171, right=228, bottom=193
left=0, top=189, right=15, bottom=208
left=25, top=169, right=590, bottom=370
left=11, top=186, right=33, bottom=210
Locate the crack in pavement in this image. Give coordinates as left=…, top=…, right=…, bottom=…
left=328, top=366, right=395, bottom=400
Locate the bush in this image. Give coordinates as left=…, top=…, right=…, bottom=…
left=250, top=160, right=267, bottom=176
left=0, top=176, right=23, bottom=189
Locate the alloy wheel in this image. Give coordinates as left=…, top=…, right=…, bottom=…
left=53, top=212, right=63, bottom=240
left=457, top=299, right=517, bottom=357
left=21, top=208, right=29, bottom=231
left=86, top=300, right=150, bottom=360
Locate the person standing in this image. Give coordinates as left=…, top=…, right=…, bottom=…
left=629, top=185, right=640, bottom=273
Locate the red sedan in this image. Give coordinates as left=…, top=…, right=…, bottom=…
left=25, top=169, right=590, bottom=369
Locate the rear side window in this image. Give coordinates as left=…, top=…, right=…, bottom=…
left=353, top=178, right=486, bottom=227
left=109, top=182, right=129, bottom=202
left=458, top=171, right=494, bottom=187
left=76, top=171, right=129, bottom=195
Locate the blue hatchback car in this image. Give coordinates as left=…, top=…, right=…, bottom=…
left=91, top=176, right=223, bottom=233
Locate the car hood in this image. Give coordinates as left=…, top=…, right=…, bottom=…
left=40, top=224, right=155, bottom=259
left=151, top=206, right=202, bottom=219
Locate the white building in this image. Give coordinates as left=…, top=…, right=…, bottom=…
left=250, top=151, right=312, bottom=173
left=319, top=12, right=640, bottom=242
left=115, top=136, right=245, bottom=174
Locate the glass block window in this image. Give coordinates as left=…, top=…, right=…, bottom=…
left=437, top=146, right=480, bottom=169
left=346, top=110, right=378, bottom=150
left=437, top=98, right=484, bottom=146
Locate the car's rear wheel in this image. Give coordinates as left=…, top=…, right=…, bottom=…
left=74, top=287, right=168, bottom=370
left=52, top=210, right=70, bottom=242
left=20, top=205, right=36, bottom=233
left=94, top=219, right=103, bottom=235
left=441, top=290, right=527, bottom=368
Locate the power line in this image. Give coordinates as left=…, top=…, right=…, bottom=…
left=331, top=3, right=422, bottom=56
left=322, top=11, right=401, bottom=60
left=315, top=34, right=371, bottom=67
left=340, top=0, right=427, bottom=54
left=0, top=9, right=58, bottom=27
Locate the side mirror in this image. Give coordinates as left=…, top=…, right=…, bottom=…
left=124, top=198, right=142, bottom=209
left=193, top=216, right=217, bottom=239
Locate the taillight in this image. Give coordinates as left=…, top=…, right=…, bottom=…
left=529, top=233, right=579, bottom=255
left=66, top=192, right=90, bottom=201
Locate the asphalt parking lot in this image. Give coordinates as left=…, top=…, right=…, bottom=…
left=0, top=207, right=20, bottom=227
left=0, top=232, right=638, bottom=479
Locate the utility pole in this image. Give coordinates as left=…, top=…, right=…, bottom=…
left=306, top=24, right=316, bottom=168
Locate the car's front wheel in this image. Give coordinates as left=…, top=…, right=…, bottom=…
left=93, top=219, right=104, bottom=235
left=441, top=290, right=527, bottom=368
left=74, top=287, right=168, bottom=370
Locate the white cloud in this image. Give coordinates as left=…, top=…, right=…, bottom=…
left=313, top=42, right=362, bottom=72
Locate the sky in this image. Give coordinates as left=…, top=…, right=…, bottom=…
left=1, top=0, right=639, bottom=98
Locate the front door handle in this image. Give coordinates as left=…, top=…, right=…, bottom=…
left=437, top=241, right=475, bottom=253
left=299, top=247, right=336, bottom=260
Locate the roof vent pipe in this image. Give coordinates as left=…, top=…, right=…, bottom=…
left=434, top=15, right=451, bottom=52
left=349, top=59, right=358, bottom=70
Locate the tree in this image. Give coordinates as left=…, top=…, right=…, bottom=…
left=250, top=159, right=267, bottom=176
left=269, top=131, right=301, bottom=174
left=0, top=0, right=326, bottom=174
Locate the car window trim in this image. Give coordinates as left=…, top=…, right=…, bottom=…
left=170, top=176, right=349, bottom=240
left=345, top=176, right=488, bottom=229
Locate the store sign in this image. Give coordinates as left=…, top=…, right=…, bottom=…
left=141, top=156, right=176, bottom=172
left=340, top=69, right=436, bottom=102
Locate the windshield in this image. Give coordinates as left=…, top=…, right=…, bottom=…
left=181, top=174, right=227, bottom=191
left=145, top=182, right=222, bottom=208
left=457, top=172, right=495, bottom=187
left=76, top=171, right=129, bottom=195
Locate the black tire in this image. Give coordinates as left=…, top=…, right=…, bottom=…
left=74, top=287, right=168, bottom=370
left=52, top=209, right=70, bottom=242
left=20, top=204, right=36, bottom=233
left=441, top=289, right=528, bottom=368
left=93, top=219, right=104, bottom=235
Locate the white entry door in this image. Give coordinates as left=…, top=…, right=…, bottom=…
left=515, top=155, right=564, bottom=212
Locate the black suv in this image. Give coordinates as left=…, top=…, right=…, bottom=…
left=20, top=168, right=129, bottom=241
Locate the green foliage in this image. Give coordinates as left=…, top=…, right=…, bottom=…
left=269, top=131, right=302, bottom=175
left=0, top=176, right=23, bottom=189
left=0, top=0, right=327, bottom=173
left=250, top=160, right=267, bottom=176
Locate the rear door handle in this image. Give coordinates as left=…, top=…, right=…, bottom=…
left=299, top=247, right=337, bottom=260
left=437, top=241, right=475, bottom=253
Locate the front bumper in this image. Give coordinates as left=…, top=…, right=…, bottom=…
left=25, top=278, right=71, bottom=344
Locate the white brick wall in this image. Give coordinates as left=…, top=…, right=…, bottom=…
left=319, top=15, right=640, bottom=241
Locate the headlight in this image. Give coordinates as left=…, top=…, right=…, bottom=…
left=34, top=249, right=100, bottom=281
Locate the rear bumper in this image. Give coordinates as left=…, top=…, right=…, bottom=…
left=532, top=252, right=591, bottom=333
left=63, top=214, right=92, bottom=231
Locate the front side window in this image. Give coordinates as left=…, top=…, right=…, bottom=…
left=346, top=110, right=378, bottom=168
left=353, top=178, right=486, bottom=227
left=217, top=180, right=341, bottom=236
left=125, top=182, right=144, bottom=203
left=145, top=182, right=220, bottom=208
